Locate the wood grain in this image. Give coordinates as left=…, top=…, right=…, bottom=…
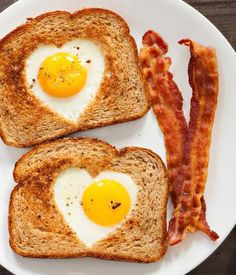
left=0, top=0, right=235, bottom=274
left=187, top=0, right=236, bottom=49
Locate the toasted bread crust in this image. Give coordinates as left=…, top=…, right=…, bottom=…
left=0, top=9, right=150, bottom=148
left=9, top=137, right=168, bottom=262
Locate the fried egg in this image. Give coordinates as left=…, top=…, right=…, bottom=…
left=26, top=39, right=105, bottom=121
left=53, top=168, right=137, bottom=246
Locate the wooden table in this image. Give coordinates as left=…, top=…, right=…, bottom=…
left=0, top=0, right=235, bottom=274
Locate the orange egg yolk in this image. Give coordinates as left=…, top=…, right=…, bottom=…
left=38, top=52, right=87, bottom=97
left=82, top=179, right=131, bottom=226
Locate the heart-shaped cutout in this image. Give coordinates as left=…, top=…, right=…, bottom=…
left=26, top=39, right=105, bottom=121
left=53, top=167, right=137, bottom=247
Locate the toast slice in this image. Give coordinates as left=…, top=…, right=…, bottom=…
left=9, top=138, right=169, bottom=262
left=0, top=9, right=150, bottom=148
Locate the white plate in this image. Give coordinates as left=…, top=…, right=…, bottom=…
left=0, top=0, right=236, bottom=274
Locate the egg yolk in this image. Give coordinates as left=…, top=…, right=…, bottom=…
left=38, top=52, right=87, bottom=97
left=82, top=179, right=131, bottom=226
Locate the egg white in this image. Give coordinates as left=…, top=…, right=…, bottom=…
left=26, top=39, right=105, bottom=121
left=53, top=168, right=138, bottom=247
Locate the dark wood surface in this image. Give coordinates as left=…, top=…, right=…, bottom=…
left=0, top=0, right=235, bottom=274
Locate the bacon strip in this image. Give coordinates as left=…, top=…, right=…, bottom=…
left=140, top=31, right=187, bottom=205
left=168, top=39, right=219, bottom=245
left=140, top=31, right=219, bottom=245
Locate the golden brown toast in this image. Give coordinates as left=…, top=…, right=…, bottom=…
left=0, top=9, right=150, bottom=148
left=9, top=137, right=169, bottom=262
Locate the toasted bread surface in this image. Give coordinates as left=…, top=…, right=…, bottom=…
left=0, top=9, right=150, bottom=148
left=9, top=137, right=168, bottom=262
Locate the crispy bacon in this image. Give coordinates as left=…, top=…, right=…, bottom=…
left=140, top=31, right=219, bottom=245
left=140, top=31, right=187, bottom=204
left=168, top=39, right=219, bottom=245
